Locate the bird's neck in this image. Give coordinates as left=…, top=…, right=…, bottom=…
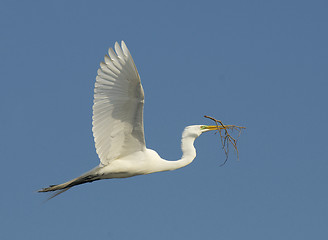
left=180, top=134, right=197, bottom=166
left=159, top=134, right=197, bottom=172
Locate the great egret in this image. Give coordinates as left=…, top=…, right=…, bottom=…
left=38, top=41, right=241, bottom=197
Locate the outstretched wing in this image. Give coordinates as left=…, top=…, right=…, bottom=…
left=92, top=41, right=145, bottom=165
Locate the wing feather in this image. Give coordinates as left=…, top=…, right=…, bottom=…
left=92, top=41, right=145, bottom=165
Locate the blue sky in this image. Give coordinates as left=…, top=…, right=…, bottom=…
left=1, top=0, right=327, bottom=239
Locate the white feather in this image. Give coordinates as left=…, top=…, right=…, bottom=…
left=92, top=41, right=145, bottom=165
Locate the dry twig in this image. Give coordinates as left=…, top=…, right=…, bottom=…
left=204, top=115, right=245, bottom=166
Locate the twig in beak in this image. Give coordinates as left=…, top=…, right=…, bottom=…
left=204, top=115, right=245, bottom=166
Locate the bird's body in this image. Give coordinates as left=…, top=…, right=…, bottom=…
left=99, top=125, right=203, bottom=177
left=38, top=41, right=236, bottom=197
left=39, top=125, right=209, bottom=194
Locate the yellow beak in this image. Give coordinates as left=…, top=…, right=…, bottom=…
left=203, top=125, right=220, bottom=131
left=201, top=124, right=243, bottom=131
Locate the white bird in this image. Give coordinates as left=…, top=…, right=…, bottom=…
left=38, top=41, right=234, bottom=198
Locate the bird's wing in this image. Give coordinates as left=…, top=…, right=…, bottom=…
left=92, top=41, right=145, bottom=165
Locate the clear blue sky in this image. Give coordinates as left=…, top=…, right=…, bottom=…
left=1, top=0, right=327, bottom=239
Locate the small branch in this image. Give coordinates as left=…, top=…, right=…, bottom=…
left=204, top=115, right=245, bottom=166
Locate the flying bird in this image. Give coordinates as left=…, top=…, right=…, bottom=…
left=38, top=41, right=239, bottom=198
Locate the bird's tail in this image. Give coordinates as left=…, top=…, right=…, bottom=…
left=38, top=167, right=101, bottom=199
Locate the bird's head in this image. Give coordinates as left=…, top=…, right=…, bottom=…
left=182, top=125, right=222, bottom=139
